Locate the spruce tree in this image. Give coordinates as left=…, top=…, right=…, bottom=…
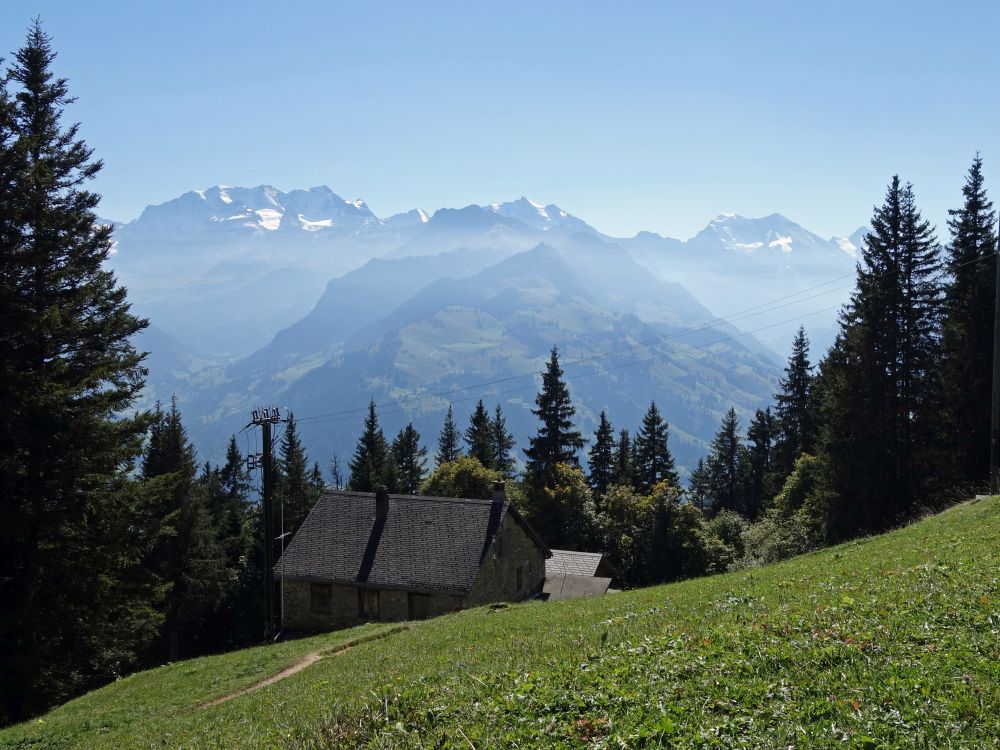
left=524, top=347, right=584, bottom=482
left=464, top=400, right=495, bottom=469
left=613, top=428, right=634, bottom=488
left=217, top=436, right=252, bottom=560
left=687, top=457, right=712, bottom=513
left=278, top=414, right=316, bottom=537
left=706, top=408, right=747, bottom=516
left=491, top=403, right=516, bottom=477
left=0, top=23, right=155, bottom=719
left=772, top=326, right=815, bottom=479
left=821, top=176, right=944, bottom=535
left=587, top=410, right=616, bottom=499
left=328, top=453, right=344, bottom=490
left=436, top=405, right=462, bottom=465
left=142, top=399, right=226, bottom=662
left=941, top=155, right=997, bottom=487
left=309, top=461, right=325, bottom=494
left=633, top=401, right=679, bottom=494
left=348, top=399, right=398, bottom=491
left=392, top=423, right=428, bottom=494
left=744, top=407, right=775, bottom=520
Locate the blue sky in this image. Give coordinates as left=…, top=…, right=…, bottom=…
left=1, top=1, right=998, bottom=239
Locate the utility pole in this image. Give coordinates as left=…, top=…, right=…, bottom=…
left=250, top=405, right=283, bottom=638
left=992, top=229, right=1000, bottom=494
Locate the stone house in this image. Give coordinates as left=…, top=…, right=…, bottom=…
left=274, top=482, right=550, bottom=631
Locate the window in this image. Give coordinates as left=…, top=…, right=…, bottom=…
left=359, top=588, right=380, bottom=619
left=495, top=535, right=504, bottom=558
left=310, top=583, right=332, bottom=613
left=515, top=564, right=524, bottom=592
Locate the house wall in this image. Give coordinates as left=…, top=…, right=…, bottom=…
left=281, top=579, right=465, bottom=632
left=465, top=512, right=546, bottom=606
left=281, top=509, right=547, bottom=633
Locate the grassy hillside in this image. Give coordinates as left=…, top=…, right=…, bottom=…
left=4, top=498, right=998, bottom=749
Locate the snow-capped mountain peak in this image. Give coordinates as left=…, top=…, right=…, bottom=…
left=487, top=197, right=593, bottom=233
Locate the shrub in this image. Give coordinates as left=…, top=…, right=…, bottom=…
left=421, top=456, right=500, bottom=500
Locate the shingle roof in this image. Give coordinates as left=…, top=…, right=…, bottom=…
left=543, top=574, right=612, bottom=601
left=275, top=490, right=546, bottom=595
left=547, top=549, right=605, bottom=577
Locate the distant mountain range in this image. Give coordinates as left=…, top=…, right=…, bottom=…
left=110, top=184, right=867, bottom=475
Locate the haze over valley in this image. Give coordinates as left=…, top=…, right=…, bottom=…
left=116, top=184, right=864, bottom=472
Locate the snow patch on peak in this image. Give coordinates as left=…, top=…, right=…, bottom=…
left=712, top=212, right=737, bottom=222
left=347, top=198, right=365, bottom=209
left=833, top=237, right=858, bottom=258
left=417, top=208, right=429, bottom=223
left=298, top=215, right=334, bottom=231
left=768, top=236, right=794, bottom=254
left=255, top=209, right=281, bottom=231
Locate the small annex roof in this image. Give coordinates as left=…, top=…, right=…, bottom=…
left=547, top=549, right=606, bottom=577
left=542, top=574, right=612, bottom=601
left=275, top=489, right=548, bottom=596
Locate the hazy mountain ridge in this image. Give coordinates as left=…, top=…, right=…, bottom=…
left=110, top=183, right=863, bottom=359
left=166, top=235, right=779, bottom=475
left=114, top=183, right=869, bottom=473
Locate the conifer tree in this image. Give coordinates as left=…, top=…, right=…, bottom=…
left=142, top=399, right=226, bottom=662
left=821, top=176, right=944, bottom=535
left=328, top=453, right=344, bottom=489
left=348, top=399, right=398, bottom=491
left=278, top=414, right=316, bottom=537
left=773, top=326, right=815, bottom=479
left=465, top=400, right=495, bottom=469
left=309, top=462, right=325, bottom=494
left=633, top=401, right=679, bottom=494
left=524, top=347, right=584, bottom=482
left=217, top=436, right=252, bottom=558
left=0, top=24, right=156, bottom=718
left=587, top=410, right=616, bottom=499
left=744, top=407, right=775, bottom=520
left=491, top=403, right=516, bottom=477
left=613, top=428, right=634, bottom=488
left=706, top=408, right=747, bottom=515
left=687, top=457, right=712, bottom=512
left=941, top=155, right=997, bottom=486
left=392, top=422, right=428, bottom=494
left=436, top=405, right=462, bottom=465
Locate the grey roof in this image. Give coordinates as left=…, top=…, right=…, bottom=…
left=542, top=574, right=612, bottom=601
left=275, top=490, right=547, bottom=595
left=547, top=549, right=606, bottom=577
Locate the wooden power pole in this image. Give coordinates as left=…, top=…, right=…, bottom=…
left=251, top=406, right=282, bottom=638
left=992, top=232, right=1000, bottom=495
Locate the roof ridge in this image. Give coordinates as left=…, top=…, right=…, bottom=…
left=322, top=489, right=497, bottom=506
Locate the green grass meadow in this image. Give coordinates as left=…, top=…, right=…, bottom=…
left=3, top=497, right=998, bottom=749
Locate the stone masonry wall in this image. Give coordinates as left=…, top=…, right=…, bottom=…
left=282, top=579, right=465, bottom=632
left=465, top=512, right=546, bottom=606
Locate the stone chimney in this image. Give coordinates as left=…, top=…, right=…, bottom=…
left=492, top=480, right=506, bottom=504
left=375, top=485, right=389, bottom=522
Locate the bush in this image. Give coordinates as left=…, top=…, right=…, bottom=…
left=703, top=509, right=750, bottom=572
left=735, top=454, right=837, bottom=568
left=421, top=456, right=500, bottom=500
